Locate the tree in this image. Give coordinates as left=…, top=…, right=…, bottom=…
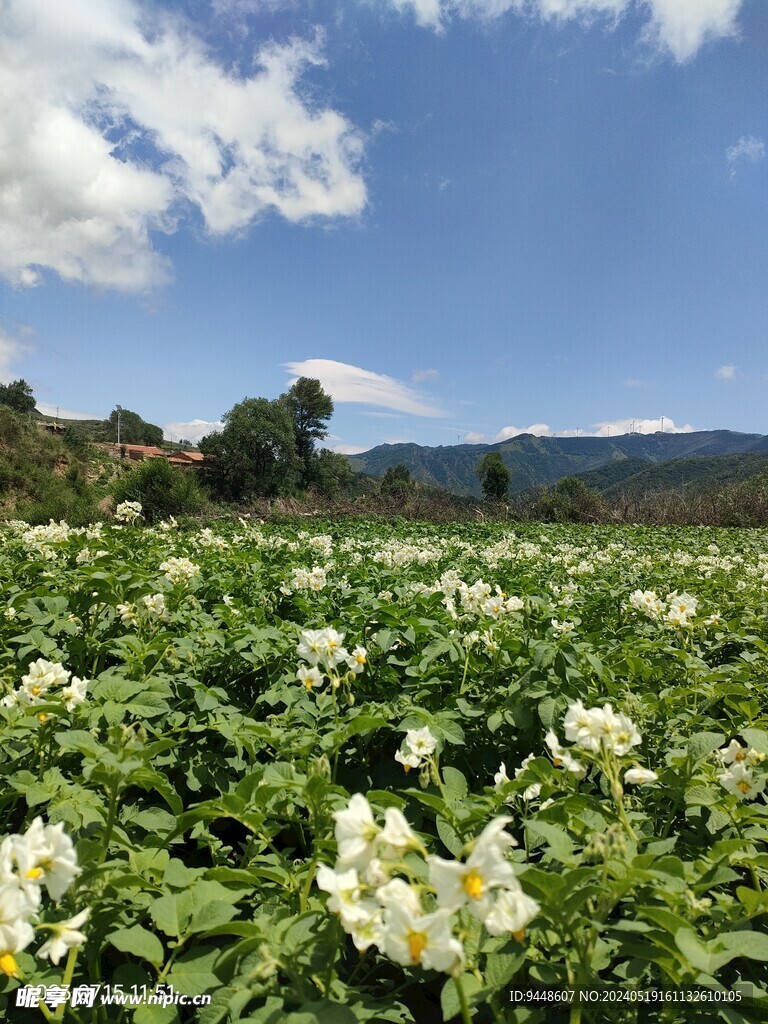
left=200, top=397, right=300, bottom=500
left=107, top=407, right=163, bottom=447
left=282, top=378, right=334, bottom=488
left=0, top=379, right=36, bottom=415
left=310, top=449, right=355, bottom=497
left=477, top=452, right=510, bottom=502
left=381, top=463, right=413, bottom=496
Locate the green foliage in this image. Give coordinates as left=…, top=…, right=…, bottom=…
left=0, top=377, right=36, bottom=414
left=1, top=516, right=768, bottom=1021
left=61, top=424, right=91, bottom=455
left=534, top=476, right=604, bottom=522
left=111, top=456, right=207, bottom=522
left=200, top=396, right=300, bottom=499
left=381, top=463, right=413, bottom=496
left=0, top=406, right=98, bottom=525
left=308, top=448, right=355, bottom=497
left=477, top=451, right=510, bottom=501
left=107, top=406, right=164, bottom=446
left=283, top=378, right=334, bottom=488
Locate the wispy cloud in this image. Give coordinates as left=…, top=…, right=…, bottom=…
left=163, top=419, right=224, bottom=443
left=0, top=323, right=34, bottom=382
left=0, top=0, right=365, bottom=292
left=284, top=359, right=446, bottom=417
left=714, top=364, right=737, bottom=380
left=390, top=0, right=744, bottom=61
left=412, top=368, right=439, bottom=383
left=37, top=403, right=103, bottom=421
left=726, top=135, right=765, bottom=179
left=624, top=377, right=649, bottom=389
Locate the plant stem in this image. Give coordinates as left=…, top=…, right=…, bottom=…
left=454, top=973, right=473, bottom=1024
left=98, top=779, right=120, bottom=865
left=55, top=946, right=80, bottom=1021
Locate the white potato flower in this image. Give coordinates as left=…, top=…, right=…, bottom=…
left=37, top=908, right=90, bottom=965
left=381, top=904, right=463, bottom=973
left=624, top=768, right=658, bottom=785
left=718, top=762, right=766, bottom=801
left=333, top=795, right=381, bottom=871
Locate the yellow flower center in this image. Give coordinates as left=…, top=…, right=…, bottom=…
left=512, top=929, right=526, bottom=943
left=738, top=781, right=751, bottom=794
left=734, top=751, right=746, bottom=762
left=464, top=869, right=484, bottom=900
left=31, top=685, right=42, bottom=696
left=408, top=930, right=427, bottom=964
left=25, top=867, right=43, bottom=880
left=0, top=953, right=19, bottom=977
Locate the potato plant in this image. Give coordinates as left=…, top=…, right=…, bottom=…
left=0, top=511, right=766, bottom=1023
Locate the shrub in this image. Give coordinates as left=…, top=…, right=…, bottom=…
left=111, top=457, right=208, bottom=523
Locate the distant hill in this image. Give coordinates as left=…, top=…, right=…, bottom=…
left=574, top=452, right=768, bottom=498
left=348, top=430, right=768, bottom=497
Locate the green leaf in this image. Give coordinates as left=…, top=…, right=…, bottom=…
left=109, top=926, right=165, bottom=966
left=687, top=731, right=726, bottom=763
left=440, top=974, right=483, bottom=1021
left=675, top=929, right=768, bottom=974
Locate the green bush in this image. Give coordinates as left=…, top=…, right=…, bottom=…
left=111, top=457, right=208, bottom=522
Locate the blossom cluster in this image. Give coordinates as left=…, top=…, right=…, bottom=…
left=628, top=589, right=706, bottom=629
left=717, top=739, right=766, bottom=801
left=114, top=501, right=143, bottom=524
left=0, top=818, right=87, bottom=976
left=1, top=659, right=88, bottom=715
left=317, top=795, right=539, bottom=974
left=159, top=556, right=200, bottom=585
left=116, top=592, right=169, bottom=627
left=280, top=565, right=330, bottom=596
left=295, top=628, right=367, bottom=693
left=395, top=725, right=437, bottom=773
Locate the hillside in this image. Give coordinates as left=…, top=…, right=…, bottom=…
left=0, top=408, right=123, bottom=523
left=348, top=430, right=768, bottom=497
left=575, top=452, right=768, bottom=498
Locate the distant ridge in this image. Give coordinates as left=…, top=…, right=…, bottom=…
left=347, top=430, right=768, bottom=497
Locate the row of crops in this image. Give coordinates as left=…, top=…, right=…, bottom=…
left=0, top=509, right=767, bottom=1022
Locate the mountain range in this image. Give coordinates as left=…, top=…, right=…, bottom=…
left=347, top=430, right=768, bottom=498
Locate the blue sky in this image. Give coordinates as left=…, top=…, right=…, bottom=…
left=0, top=0, right=766, bottom=452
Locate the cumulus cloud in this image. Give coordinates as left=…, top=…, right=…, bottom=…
left=392, top=0, right=744, bottom=61
left=327, top=442, right=369, bottom=455
left=726, top=135, right=765, bottom=179
left=591, top=415, right=695, bottom=435
left=714, top=364, right=737, bottom=380
left=466, top=415, right=696, bottom=441
left=464, top=422, right=552, bottom=443
left=0, top=325, right=34, bottom=382
left=284, top=358, right=446, bottom=416
left=0, top=0, right=366, bottom=292
left=164, top=419, right=224, bottom=443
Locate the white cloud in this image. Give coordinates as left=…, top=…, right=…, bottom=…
left=714, top=364, right=737, bottom=380
left=465, top=422, right=552, bottom=442
left=36, top=403, right=104, bottom=420
left=392, top=0, right=744, bottom=61
left=0, top=325, right=34, bottom=382
left=0, top=0, right=366, bottom=292
left=163, top=418, right=224, bottom=443
left=466, top=415, right=696, bottom=441
left=726, top=135, right=765, bottom=178
left=327, top=442, right=368, bottom=455
left=591, top=415, right=695, bottom=435
left=284, top=358, right=446, bottom=416
left=624, top=377, right=649, bottom=388
left=412, top=368, right=439, bottom=383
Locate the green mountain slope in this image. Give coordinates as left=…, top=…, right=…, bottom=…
left=575, top=452, right=768, bottom=498
left=348, top=430, right=768, bottom=497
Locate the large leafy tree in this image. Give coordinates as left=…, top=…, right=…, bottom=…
left=282, top=377, right=334, bottom=488
left=200, top=397, right=300, bottom=499
left=477, top=452, right=510, bottom=501
left=0, top=378, right=36, bottom=415
left=107, top=407, right=163, bottom=447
